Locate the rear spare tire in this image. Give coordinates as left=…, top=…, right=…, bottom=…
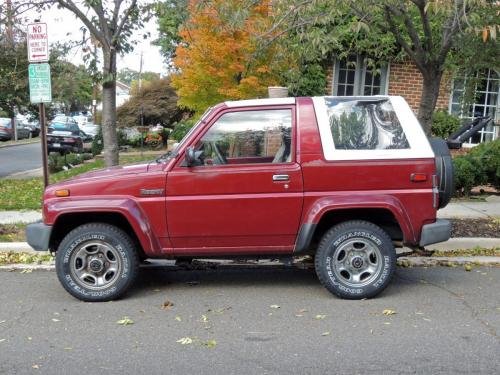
left=315, top=220, right=396, bottom=299
left=429, top=137, right=454, bottom=209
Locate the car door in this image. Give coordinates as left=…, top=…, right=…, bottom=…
left=166, top=106, right=303, bottom=255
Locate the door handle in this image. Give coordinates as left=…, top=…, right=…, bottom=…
left=273, top=174, right=289, bottom=181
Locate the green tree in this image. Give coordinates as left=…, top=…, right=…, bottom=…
left=36, top=0, right=149, bottom=167
left=117, top=78, right=185, bottom=128
left=271, top=0, right=499, bottom=133
left=117, top=68, right=160, bottom=86
left=154, top=0, right=188, bottom=68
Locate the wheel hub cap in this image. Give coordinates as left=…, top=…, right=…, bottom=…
left=89, top=258, right=104, bottom=273
left=351, top=256, right=364, bottom=269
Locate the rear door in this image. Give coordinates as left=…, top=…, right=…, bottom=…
left=166, top=106, right=303, bottom=255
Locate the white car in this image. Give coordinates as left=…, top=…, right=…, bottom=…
left=80, top=123, right=100, bottom=138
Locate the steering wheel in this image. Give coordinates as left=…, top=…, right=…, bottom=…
left=211, top=142, right=227, bottom=165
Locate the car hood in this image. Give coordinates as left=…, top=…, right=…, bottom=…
left=56, top=162, right=151, bottom=186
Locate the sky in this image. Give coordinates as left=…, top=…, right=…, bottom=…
left=24, top=5, right=167, bottom=75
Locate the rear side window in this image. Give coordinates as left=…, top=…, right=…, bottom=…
left=326, top=98, right=409, bottom=150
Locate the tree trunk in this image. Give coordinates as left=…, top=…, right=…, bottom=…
left=102, top=48, right=119, bottom=166
left=417, top=70, right=443, bottom=135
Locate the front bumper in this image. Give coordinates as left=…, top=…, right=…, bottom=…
left=26, top=222, right=52, bottom=251
left=419, top=219, right=451, bottom=247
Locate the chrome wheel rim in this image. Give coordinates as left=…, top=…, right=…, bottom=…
left=69, top=241, right=122, bottom=290
left=330, top=238, right=383, bottom=287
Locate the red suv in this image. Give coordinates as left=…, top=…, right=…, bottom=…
left=27, top=96, right=453, bottom=301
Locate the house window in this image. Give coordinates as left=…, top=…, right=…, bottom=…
left=449, top=69, right=499, bottom=145
left=332, top=56, right=389, bottom=96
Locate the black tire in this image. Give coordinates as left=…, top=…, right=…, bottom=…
left=429, top=137, right=454, bottom=209
left=56, top=223, right=139, bottom=302
left=315, top=220, right=396, bottom=299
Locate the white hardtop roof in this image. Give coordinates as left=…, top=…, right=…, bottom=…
left=224, top=95, right=401, bottom=108
left=225, top=97, right=295, bottom=107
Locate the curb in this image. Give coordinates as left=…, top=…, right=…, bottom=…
left=0, top=139, right=40, bottom=149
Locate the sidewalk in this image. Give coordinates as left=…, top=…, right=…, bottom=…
left=438, top=195, right=500, bottom=219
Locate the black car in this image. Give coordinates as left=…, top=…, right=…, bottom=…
left=47, top=121, right=92, bottom=154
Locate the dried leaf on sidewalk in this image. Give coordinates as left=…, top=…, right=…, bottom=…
left=202, top=339, right=217, bottom=348
left=270, top=305, right=280, bottom=309
left=321, top=332, right=330, bottom=336
left=315, top=314, right=326, bottom=320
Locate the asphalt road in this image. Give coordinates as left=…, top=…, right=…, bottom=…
left=0, top=142, right=42, bottom=178
left=0, top=266, right=499, bottom=374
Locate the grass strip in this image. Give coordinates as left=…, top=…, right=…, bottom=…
left=0, top=154, right=156, bottom=210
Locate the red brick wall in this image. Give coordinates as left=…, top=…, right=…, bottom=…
left=388, top=61, right=451, bottom=112
left=324, top=60, right=452, bottom=113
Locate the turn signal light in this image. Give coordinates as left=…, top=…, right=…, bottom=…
left=55, top=189, right=70, bottom=197
left=410, top=173, right=427, bottom=182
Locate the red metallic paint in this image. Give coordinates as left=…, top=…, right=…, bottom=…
left=41, top=97, right=438, bottom=257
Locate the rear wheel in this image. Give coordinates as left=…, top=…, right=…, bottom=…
left=56, top=223, right=139, bottom=302
left=315, top=220, right=396, bottom=299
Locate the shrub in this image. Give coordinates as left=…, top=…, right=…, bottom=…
left=431, top=110, right=461, bottom=139
left=91, top=127, right=104, bottom=156
left=453, top=139, right=500, bottom=195
left=48, top=152, right=87, bottom=173
left=144, top=132, right=162, bottom=148
left=170, top=119, right=195, bottom=141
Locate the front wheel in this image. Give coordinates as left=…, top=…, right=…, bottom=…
left=315, top=220, right=396, bottom=299
left=56, top=223, right=139, bottom=302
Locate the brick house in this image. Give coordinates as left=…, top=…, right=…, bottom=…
left=325, top=56, right=499, bottom=146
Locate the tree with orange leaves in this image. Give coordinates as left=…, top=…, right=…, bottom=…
left=171, top=0, right=281, bottom=115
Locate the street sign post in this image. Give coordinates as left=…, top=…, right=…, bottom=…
left=28, top=63, right=52, bottom=103
left=27, top=22, right=50, bottom=187
left=27, top=23, right=49, bottom=62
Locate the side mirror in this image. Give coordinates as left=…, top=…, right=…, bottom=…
left=185, top=146, right=202, bottom=166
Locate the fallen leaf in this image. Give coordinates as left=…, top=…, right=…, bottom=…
left=0, top=320, right=5, bottom=324
left=175, top=316, right=182, bottom=322
left=370, top=329, right=373, bottom=334
left=297, top=309, right=308, bottom=313
left=321, top=332, right=330, bottom=336
left=315, top=315, right=326, bottom=320
left=32, top=365, right=39, bottom=369
left=116, top=317, right=134, bottom=326
left=384, top=322, right=391, bottom=325
left=415, top=312, right=424, bottom=315
left=201, top=315, right=208, bottom=323
left=464, top=264, right=472, bottom=272
left=214, top=307, right=232, bottom=314
left=270, top=305, right=280, bottom=309
left=203, top=339, right=217, bottom=348
left=20, top=269, right=32, bottom=274
left=176, top=337, right=193, bottom=345
left=0, top=339, right=5, bottom=343
left=382, top=309, right=396, bottom=316
left=295, top=314, right=303, bottom=317
left=161, top=300, right=174, bottom=310
left=64, top=347, right=72, bottom=350
left=423, top=318, right=431, bottom=322
left=51, top=318, right=60, bottom=322
left=27, top=337, right=32, bottom=341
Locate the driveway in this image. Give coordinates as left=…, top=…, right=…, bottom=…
left=0, top=266, right=498, bottom=374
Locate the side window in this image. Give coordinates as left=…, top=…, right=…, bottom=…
left=326, top=98, right=409, bottom=150
left=196, top=109, right=292, bottom=165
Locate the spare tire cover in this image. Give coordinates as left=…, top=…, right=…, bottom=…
left=428, top=137, right=454, bottom=209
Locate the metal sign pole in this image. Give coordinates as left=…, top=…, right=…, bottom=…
left=39, top=103, right=49, bottom=187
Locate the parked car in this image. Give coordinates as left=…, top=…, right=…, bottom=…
left=79, top=123, right=100, bottom=138
left=27, top=96, right=453, bottom=302
left=0, top=117, right=31, bottom=140
left=0, top=118, right=13, bottom=141
left=20, top=120, right=40, bottom=137
left=47, top=121, right=91, bottom=154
